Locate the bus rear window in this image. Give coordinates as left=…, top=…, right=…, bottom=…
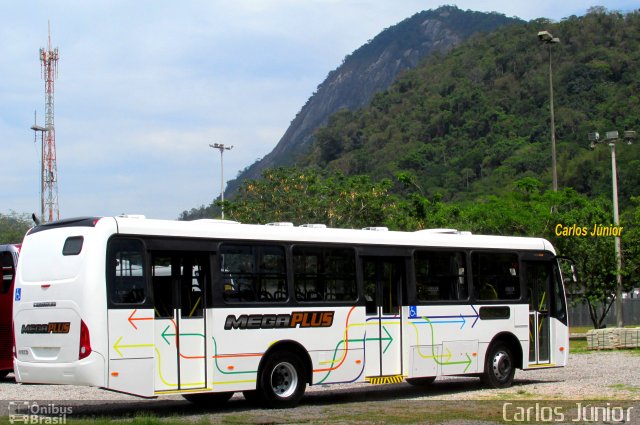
left=62, top=236, right=84, bottom=256
left=107, top=238, right=146, bottom=305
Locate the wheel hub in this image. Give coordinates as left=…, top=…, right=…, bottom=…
left=271, top=361, right=298, bottom=398
left=492, top=350, right=512, bottom=381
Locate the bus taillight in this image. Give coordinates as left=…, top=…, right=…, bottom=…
left=12, top=320, right=16, bottom=359
left=79, top=320, right=92, bottom=360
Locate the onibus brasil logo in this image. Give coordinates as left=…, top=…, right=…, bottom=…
left=8, top=401, right=72, bottom=424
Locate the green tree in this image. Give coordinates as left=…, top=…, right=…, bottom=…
left=190, top=162, right=635, bottom=330
left=226, top=167, right=402, bottom=229
left=404, top=182, right=632, bottom=329
left=548, top=192, right=627, bottom=329
left=0, top=212, right=31, bottom=244
left=622, top=197, right=640, bottom=291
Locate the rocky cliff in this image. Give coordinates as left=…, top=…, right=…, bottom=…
left=225, top=6, right=522, bottom=196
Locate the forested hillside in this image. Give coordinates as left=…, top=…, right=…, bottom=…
left=302, top=8, right=640, bottom=208
left=223, top=6, right=522, bottom=197
left=176, top=8, right=640, bottom=326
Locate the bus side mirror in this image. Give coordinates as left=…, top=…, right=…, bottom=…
left=557, top=257, right=579, bottom=286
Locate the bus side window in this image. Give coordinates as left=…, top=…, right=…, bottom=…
left=551, top=263, right=567, bottom=322
left=107, top=238, right=147, bottom=305
left=362, top=260, right=377, bottom=314
left=472, top=251, right=520, bottom=301
left=151, top=255, right=173, bottom=318
left=293, top=246, right=356, bottom=303
left=221, top=245, right=257, bottom=303
left=259, top=247, right=287, bottom=302
left=181, top=256, right=206, bottom=318
left=148, top=252, right=207, bottom=318
left=414, top=250, right=467, bottom=302
left=221, top=244, right=287, bottom=304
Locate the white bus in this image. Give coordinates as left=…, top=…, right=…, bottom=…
left=13, top=216, right=574, bottom=407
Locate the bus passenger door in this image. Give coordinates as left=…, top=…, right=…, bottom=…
left=152, top=252, right=208, bottom=392
left=362, top=257, right=403, bottom=379
left=524, top=261, right=551, bottom=365
left=107, top=238, right=155, bottom=397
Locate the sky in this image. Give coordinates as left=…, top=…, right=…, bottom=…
left=1, top=1, right=638, bottom=221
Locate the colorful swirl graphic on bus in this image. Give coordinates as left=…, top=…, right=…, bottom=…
left=113, top=306, right=478, bottom=389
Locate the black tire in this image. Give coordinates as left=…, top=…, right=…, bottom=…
left=481, top=342, right=515, bottom=388
left=0, top=371, right=10, bottom=380
left=258, top=351, right=307, bottom=408
left=183, top=391, right=234, bottom=406
left=406, top=376, right=436, bottom=386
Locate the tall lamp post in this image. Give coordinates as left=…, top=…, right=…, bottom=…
left=538, top=30, right=560, bottom=192
left=209, top=143, right=233, bottom=220
left=30, top=121, right=47, bottom=222
left=589, top=130, right=636, bottom=327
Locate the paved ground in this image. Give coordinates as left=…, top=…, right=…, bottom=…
left=1, top=351, right=639, bottom=423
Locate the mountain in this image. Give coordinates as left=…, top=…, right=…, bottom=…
left=300, top=8, right=640, bottom=206
left=224, top=6, right=523, bottom=196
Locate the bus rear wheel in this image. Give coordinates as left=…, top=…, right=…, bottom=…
left=258, top=351, right=306, bottom=408
left=481, top=342, right=515, bottom=388
left=183, top=391, right=234, bottom=406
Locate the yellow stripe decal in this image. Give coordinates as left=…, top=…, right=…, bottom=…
left=366, top=375, right=404, bottom=385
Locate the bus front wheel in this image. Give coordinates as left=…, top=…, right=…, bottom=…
left=258, top=351, right=306, bottom=408
left=481, top=342, right=515, bottom=388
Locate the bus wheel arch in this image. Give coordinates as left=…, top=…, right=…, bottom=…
left=481, top=332, right=522, bottom=388
left=255, top=340, right=311, bottom=408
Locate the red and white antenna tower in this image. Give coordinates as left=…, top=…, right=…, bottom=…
left=39, top=21, right=60, bottom=222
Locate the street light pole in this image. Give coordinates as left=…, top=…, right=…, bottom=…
left=609, top=139, right=623, bottom=328
left=538, top=30, right=560, bottom=192
left=209, top=143, right=234, bottom=220
left=31, top=119, right=47, bottom=223
left=589, top=130, right=636, bottom=328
